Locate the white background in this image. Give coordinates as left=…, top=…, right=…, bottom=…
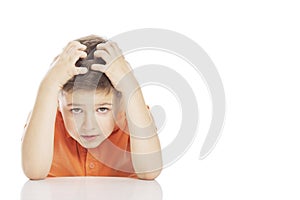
left=1, top=0, right=300, bottom=199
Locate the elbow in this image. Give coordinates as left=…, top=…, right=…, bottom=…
left=22, top=161, right=50, bottom=180
left=136, top=169, right=162, bottom=180
left=27, top=174, right=47, bottom=180
left=21, top=150, right=52, bottom=180
left=23, top=169, right=48, bottom=180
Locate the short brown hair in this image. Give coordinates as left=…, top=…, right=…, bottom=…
left=62, top=35, right=114, bottom=94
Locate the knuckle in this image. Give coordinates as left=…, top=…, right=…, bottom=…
left=111, top=41, right=118, bottom=46
left=67, top=41, right=75, bottom=46
left=68, top=41, right=80, bottom=48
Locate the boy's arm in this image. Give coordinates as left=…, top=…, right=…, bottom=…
left=21, top=81, right=60, bottom=179
left=122, top=79, right=163, bottom=180
left=22, top=41, right=87, bottom=180
left=92, top=41, right=163, bottom=180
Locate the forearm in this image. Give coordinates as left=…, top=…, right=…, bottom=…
left=121, top=78, right=163, bottom=180
left=21, top=79, right=60, bottom=179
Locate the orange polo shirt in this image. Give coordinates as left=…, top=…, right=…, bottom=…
left=48, top=111, right=137, bottom=178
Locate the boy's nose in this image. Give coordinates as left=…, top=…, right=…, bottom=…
left=81, top=113, right=98, bottom=131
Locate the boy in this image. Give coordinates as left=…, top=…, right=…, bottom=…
left=22, top=35, right=162, bottom=180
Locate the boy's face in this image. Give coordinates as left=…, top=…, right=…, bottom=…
left=58, top=89, right=119, bottom=149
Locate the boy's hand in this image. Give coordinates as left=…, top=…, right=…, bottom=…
left=91, top=41, right=135, bottom=92
left=43, top=41, right=88, bottom=90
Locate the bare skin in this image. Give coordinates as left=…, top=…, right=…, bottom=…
left=22, top=40, right=162, bottom=180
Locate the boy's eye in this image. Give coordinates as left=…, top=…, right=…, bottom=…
left=97, top=107, right=109, bottom=113
left=70, top=108, right=83, bottom=114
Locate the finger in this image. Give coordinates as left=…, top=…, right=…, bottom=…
left=78, top=51, right=87, bottom=58
left=69, top=41, right=87, bottom=50
left=74, top=67, right=88, bottom=75
left=64, top=41, right=86, bottom=54
left=110, top=41, right=123, bottom=56
left=94, top=50, right=110, bottom=63
left=77, top=43, right=87, bottom=51
left=91, top=64, right=107, bottom=72
left=70, top=51, right=87, bottom=64
left=96, top=42, right=115, bottom=56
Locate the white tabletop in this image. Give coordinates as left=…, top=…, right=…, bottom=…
left=21, top=177, right=162, bottom=200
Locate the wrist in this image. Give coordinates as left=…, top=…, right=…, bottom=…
left=39, top=77, right=61, bottom=94
left=117, top=72, right=140, bottom=96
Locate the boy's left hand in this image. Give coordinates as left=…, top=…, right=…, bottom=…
left=91, top=41, right=134, bottom=91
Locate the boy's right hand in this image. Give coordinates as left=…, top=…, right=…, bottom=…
left=42, top=41, right=88, bottom=90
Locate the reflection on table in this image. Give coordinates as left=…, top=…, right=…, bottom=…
left=21, top=177, right=162, bottom=200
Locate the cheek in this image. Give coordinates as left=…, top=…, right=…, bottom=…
left=96, top=114, right=115, bottom=133
left=62, top=113, right=82, bottom=136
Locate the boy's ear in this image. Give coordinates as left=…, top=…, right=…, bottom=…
left=57, top=90, right=63, bottom=112
left=57, top=97, right=62, bottom=112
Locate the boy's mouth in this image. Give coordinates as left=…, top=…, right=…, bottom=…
left=80, top=135, right=100, bottom=141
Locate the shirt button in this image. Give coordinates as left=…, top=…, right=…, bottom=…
left=89, top=162, right=95, bottom=169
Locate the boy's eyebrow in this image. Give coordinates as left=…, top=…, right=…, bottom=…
left=95, top=103, right=113, bottom=106
left=67, top=103, right=84, bottom=107
left=67, top=103, right=113, bottom=107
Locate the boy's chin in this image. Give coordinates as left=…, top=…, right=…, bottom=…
left=80, top=137, right=106, bottom=149
left=83, top=143, right=101, bottom=149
